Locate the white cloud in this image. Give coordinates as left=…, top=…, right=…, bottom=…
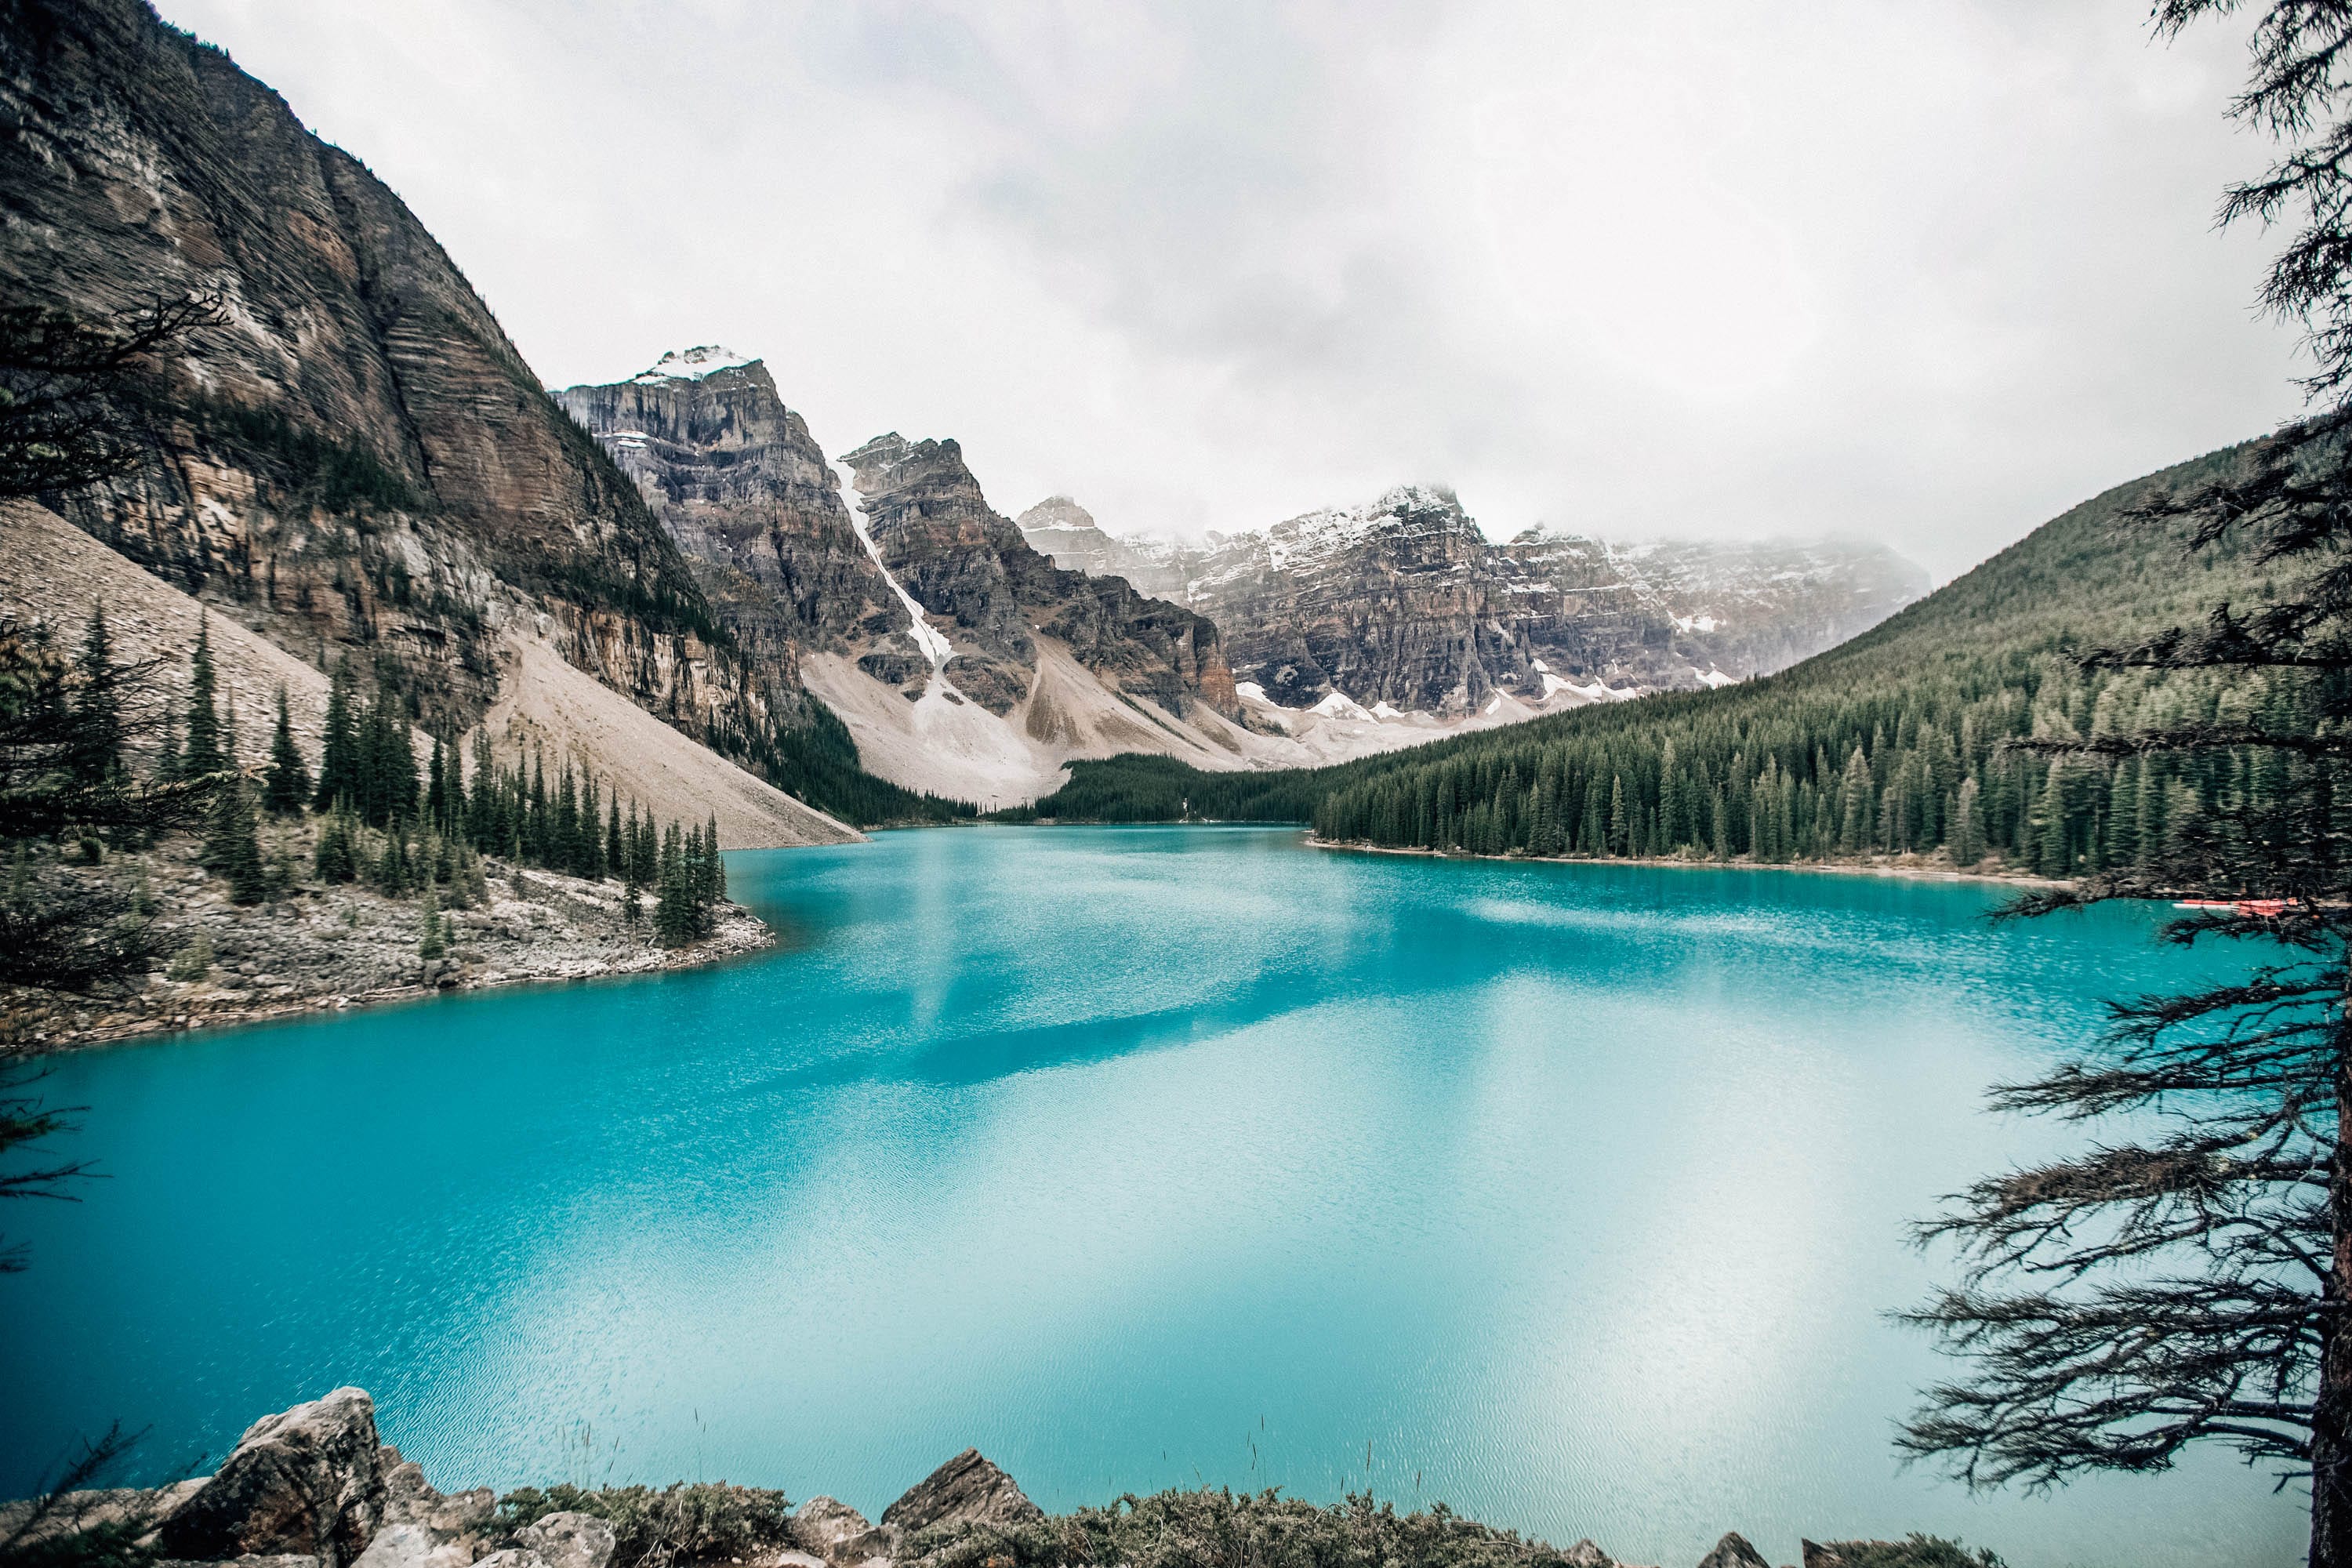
left=164, top=0, right=2303, bottom=579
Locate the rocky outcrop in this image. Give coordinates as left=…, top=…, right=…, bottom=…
left=550, top=353, right=906, bottom=688
left=0, top=0, right=805, bottom=779
left=156, top=1388, right=388, bottom=1568
left=877, top=1450, right=1042, bottom=1537
left=1694, top=1533, right=1771, bottom=1568
left=512, top=1513, right=616, bottom=1568
left=1031, top=488, right=1928, bottom=715
left=786, top=1497, right=892, bottom=1567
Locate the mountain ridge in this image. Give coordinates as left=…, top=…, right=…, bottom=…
left=1018, top=488, right=1929, bottom=716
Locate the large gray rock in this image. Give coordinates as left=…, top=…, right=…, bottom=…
left=878, top=1450, right=1042, bottom=1537
left=1563, top=1544, right=1616, bottom=1568
left=158, top=1389, right=388, bottom=1568
left=1697, top=1535, right=1769, bottom=1568
left=517, top=1512, right=616, bottom=1568
left=789, top=1497, right=894, bottom=1566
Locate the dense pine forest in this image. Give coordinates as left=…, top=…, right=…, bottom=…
left=1014, top=441, right=2281, bottom=877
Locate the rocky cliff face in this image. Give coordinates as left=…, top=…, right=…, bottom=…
left=554, top=358, right=1242, bottom=802
left=841, top=434, right=1237, bottom=720
left=1025, top=488, right=1929, bottom=714
left=551, top=350, right=906, bottom=694
left=0, top=0, right=782, bottom=760
left=556, top=349, right=1240, bottom=730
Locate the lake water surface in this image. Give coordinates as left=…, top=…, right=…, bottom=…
left=0, top=827, right=2303, bottom=1567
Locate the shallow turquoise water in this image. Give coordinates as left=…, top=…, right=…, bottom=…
left=0, top=826, right=2302, bottom=1567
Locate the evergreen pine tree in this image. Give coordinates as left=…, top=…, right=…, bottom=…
left=263, top=684, right=310, bottom=814
left=654, top=819, right=692, bottom=945
left=202, top=775, right=267, bottom=905
left=314, top=661, right=361, bottom=811
left=71, top=600, right=123, bottom=786
left=706, top=813, right=724, bottom=902
left=376, top=818, right=410, bottom=897
left=417, top=883, right=445, bottom=962
left=313, top=804, right=359, bottom=883
left=425, top=733, right=448, bottom=833
left=182, top=614, right=224, bottom=779
left=1952, top=775, right=1985, bottom=867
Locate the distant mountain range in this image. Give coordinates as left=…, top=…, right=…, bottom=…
left=0, top=0, right=1935, bottom=818
left=1015, top=491, right=1930, bottom=715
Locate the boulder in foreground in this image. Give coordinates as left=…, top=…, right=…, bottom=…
left=879, top=1450, right=1043, bottom=1537
left=157, top=1388, right=387, bottom=1568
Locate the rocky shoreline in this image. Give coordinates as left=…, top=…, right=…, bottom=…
left=2, top=836, right=773, bottom=1057
left=0, top=1390, right=1998, bottom=1568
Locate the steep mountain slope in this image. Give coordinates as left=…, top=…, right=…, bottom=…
left=558, top=354, right=1273, bottom=804
left=0, top=502, right=851, bottom=847
left=0, top=0, right=854, bottom=843
left=1023, top=441, right=2266, bottom=862
left=1019, top=488, right=1929, bottom=712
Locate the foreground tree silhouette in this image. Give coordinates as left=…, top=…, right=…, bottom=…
left=1902, top=6, right=2352, bottom=1564
left=1, top=294, right=211, bottom=1273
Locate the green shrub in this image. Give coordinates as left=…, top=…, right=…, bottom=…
left=1809, top=1539, right=2004, bottom=1568
left=163, top=933, right=212, bottom=982
left=495, top=1483, right=793, bottom=1568
left=906, top=1490, right=1579, bottom=1568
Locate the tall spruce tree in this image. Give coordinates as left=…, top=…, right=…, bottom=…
left=263, top=684, right=309, bottom=815
left=181, top=615, right=223, bottom=780
left=1900, top=9, right=2352, bottom=1566
left=71, top=601, right=123, bottom=786
left=314, top=661, right=360, bottom=811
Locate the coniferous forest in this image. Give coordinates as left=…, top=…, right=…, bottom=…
left=113, top=608, right=735, bottom=949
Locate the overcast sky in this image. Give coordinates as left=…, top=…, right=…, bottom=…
left=165, top=0, right=2305, bottom=579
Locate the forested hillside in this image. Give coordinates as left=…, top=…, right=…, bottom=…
left=1019, top=441, right=2278, bottom=878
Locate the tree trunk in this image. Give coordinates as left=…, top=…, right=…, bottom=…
left=2318, top=972, right=2352, bottom=1568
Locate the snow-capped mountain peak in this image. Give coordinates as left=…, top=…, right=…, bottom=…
left=631, top=346, right=759, bottom=384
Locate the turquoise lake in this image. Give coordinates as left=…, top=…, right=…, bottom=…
left=0, top=826, right=2303, bottom=1567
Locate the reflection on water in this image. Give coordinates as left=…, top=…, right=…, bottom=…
left=0, top=827, right=2298, bottom=1568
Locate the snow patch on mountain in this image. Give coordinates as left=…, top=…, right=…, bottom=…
left=837, top=461, right=953, bottom=669
left=632, top=346, right=758, bottom=384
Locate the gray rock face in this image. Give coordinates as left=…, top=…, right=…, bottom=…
left=0, top=1, right=782, bottom=757
left=838, top=434, right=1237, bottom=721
left=555, top=367, right=1239, bottom=730
left=551, top=355, right=906, bottom=688
left=1562, top=1543, right=1617, bottom=1568
left=1695, top=1533, right=1770, bottom=1568
left=516, top=1512, right=616, bottom=1568
left=157, top=1388, right=387, bottom=1568
left=878, top=1450, right=1043, bottom=1537
left=789, top=1496, right=894, bottom=1566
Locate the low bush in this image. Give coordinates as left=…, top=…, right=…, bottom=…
left=1810, top=1539, right=2005, bottom=1568
left=495, top=1483, right=793, bottom=1568
left=906, top=1490, right=1580, bottom=1568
